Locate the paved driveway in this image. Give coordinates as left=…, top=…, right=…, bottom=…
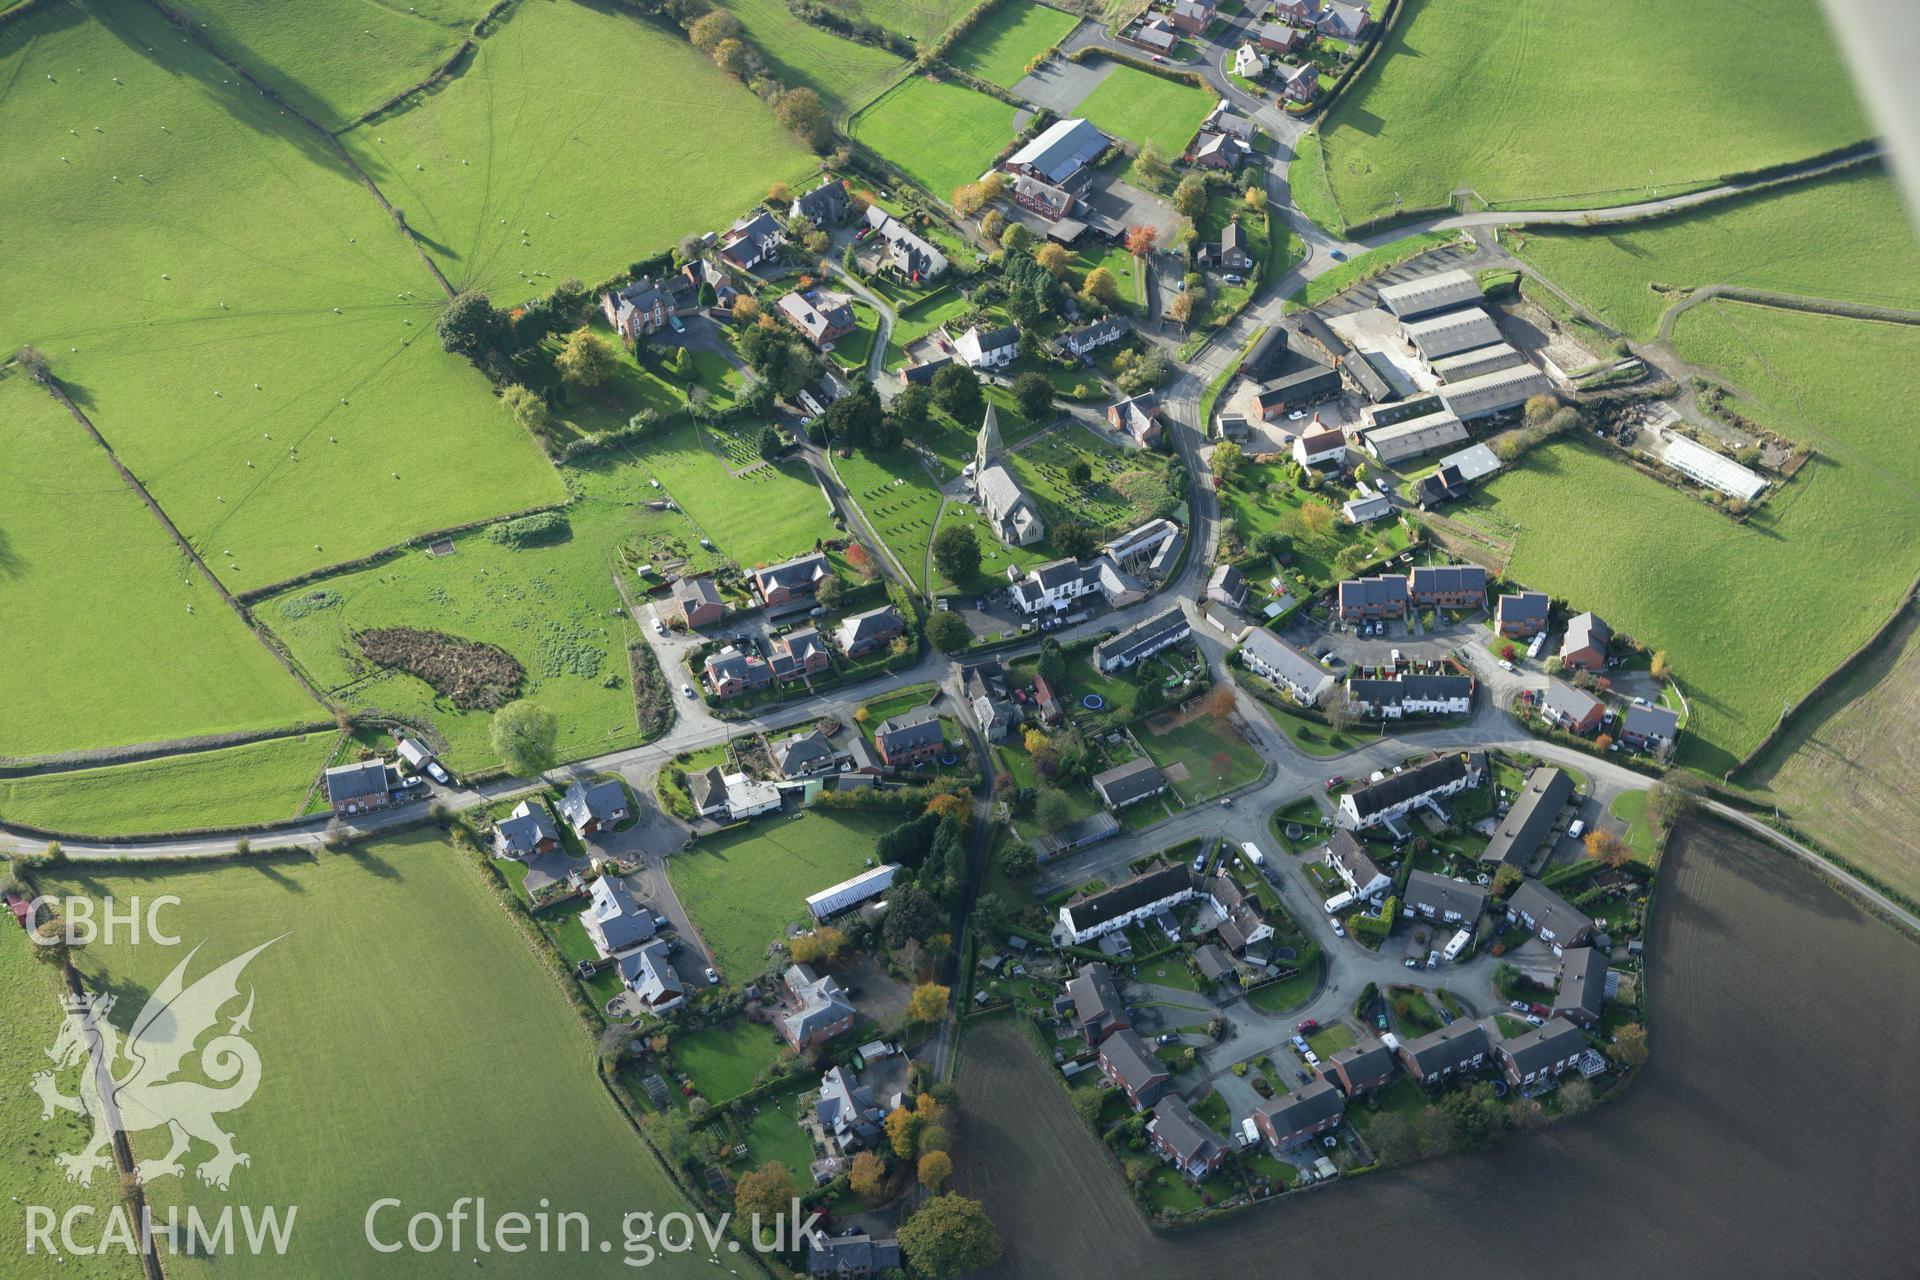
left=1012, top=51, right=1113, bottom=116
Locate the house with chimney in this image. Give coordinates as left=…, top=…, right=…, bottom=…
left=753, top=551, right=831, bottom=615
left=1066, top=962, right=1131, bottom=1046
left=1253, top=1078, right=1344, bottom=1150
left=1325, top=829, right=1391, bottom=899
left=1336, top=574, right=1408, bottom=622
left=1506, top=879, right=1596, bottom=955
left=780, top=963, right=857, bottom=1050
left=835, top=605, right=905, bottom=658
left=1552, top=945, right=1610, bottom=1028
left=1396, top=1020, right=1490, bottom=1085
left=1402, top=870, right=1488, bottom=926
left=719, top=210, right=785, bottom=271
left=1239, top=628, right=1334, bottom=706
left=1494, top=1018, right=1588, bottom=1088
left=1149, top=1096, right=1228, bottom=1180
left=1539, top=681, right=1604, bottom=735
left=790, top=177, right=852, bottom=227
left=1408, top=564, right=1488, bottom=609
left=1099, top=1029, right=1172, bottom=1109
left=1058, top=865, right=1196, bottom=944
left=777, top=290, right=856, bottom=349
left=1336, top=752, right=1480, bottom=829
left=671, top=574, right=725, bottom=629
left=1108, top=392, right=1163, bottom=446
left=1325, top=1039, right=1398, bottom=1097
left=873, top=706, right=945, bottom=768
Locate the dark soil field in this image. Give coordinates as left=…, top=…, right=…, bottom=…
left=955, top=820, right=1920, bottom=1278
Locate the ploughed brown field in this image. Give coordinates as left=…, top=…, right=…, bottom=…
left=956, top=820, right=1920, bottom=1278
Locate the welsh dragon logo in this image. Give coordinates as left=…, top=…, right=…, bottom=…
left=31, top=938, right=281, bottom=1191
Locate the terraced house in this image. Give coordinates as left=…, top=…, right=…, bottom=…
left=1058, top=864, right=1197, bottom=944
left=1099, top=1028, right=1172, bottom=1110
left=1346, top=673, right=1474, bottom=718
left=1336, top=573, right=1408, bottom=622
left=1408, top=564, right=1488, bottom=609
left=1254, top=1078, right=1345, bottom=1150
left=1402, top=870, right=1489, bottom=925
left=1480, top=766, right=1573, bottom=870
left=1336, top=751, right=1481, bottom=829
left=1495, top=1018, right=1589, bottom=1088
left=1397, top=1020, right=1490, bottom=1085
left=1239, top=627, right=1335, bottom=705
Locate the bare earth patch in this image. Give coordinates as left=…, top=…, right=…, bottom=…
left=357, top=627, right=525, bottom=709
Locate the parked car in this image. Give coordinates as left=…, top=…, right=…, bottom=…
left=425, top=761, right=451, bottom=786
left=1499, top=659, right=1516, bottom=672
left=1530, top=1003, right=1551, bottom=1018
left=653, top=915, right=671, bottom=930
left=1329, top=248, right=1346, bottom=261
left=1287, top=410, right=1306, bottom=421
left=668, top=314, right=685, bottom=334
left=682, top=683, right=696, bottom=698
left=1510, top=1000, right=1530, bottom=1013
left=1297, top=1070, right=1311, bottom=1085
left=653, top=618, right=666, bottom=635
left=1296, top=1020, right=1319, bottom=1034
left=1223, top=273, right=1244, bottom=285
left=1324, top=775, right=1346, bottom=791
left=1157, top=1033, right=1180, bottom=1045
left=1331, top=921, right=1346, bottom=938
left=704, top=967, right=720, bottom=984
left=1525, top=1013, right=1545, bottom=1027
left=1192, top=851, right=1208, bottom=873
left=1291, top=1035, right=1309, bottom=1050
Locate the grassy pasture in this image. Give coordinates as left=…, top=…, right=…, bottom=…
left=0, top=927, right=145, bottom=1280
left=948, top=2, right=1079, bottom=87
left=850, top=74, right=1018, bottom=200
left=716, top=0, right=907, bottom=106
left=824, top=0, right=976, bottom=43
left=1286, top=128, right=1343, bottom=233
left=1457, top=306, right=1920, bottom=771
left=666, top=809, right=897, bottom=980
left=1316, top=0, right=1870, bottom=226
left=1513, top=168, right=1920, bottom=339
left=1073, top=64, right=1213, bottom=157
left=633, top=419, right=842, bottom=567
left=160, top=0, right=492, bottom=129
left=0, top=733, right=337, bottom=837
left=49, top=838, right=710, bottom=1280
left=259, top=457, right=696, bottom=771
left=0, top=2, right=565, bottom=592
left=0, top=375, right=320, bottom=758
left=342, top=0, right=817, bottom=299
left=1139, top=708, right=1264, bottom=803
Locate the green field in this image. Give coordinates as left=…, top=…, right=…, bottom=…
left=165, top=0, right=493, bottom=129
left=828, top=0, right=975, bottom=42
left=636, top=419, right=843, bottom=568
left=0, top=2, right=566, bottom=594
left=850, top=74, right=1018, bottom=200
left=48, top=837, right=709, bottom=1279
left=1513, top=169, right=1920, bottom=339
left=0, top=927, right=145, bottom=1280
left=0, top=734, right=337, bottom=837
left=1073, top=65, right=1214, bottom=157
left=1315, top=0, right=1871, bottom=225
left=1139, top=709, right=1264, bottom=802
left=1286, top=129, right=1344, bottom=233
left=716, top=0, right=908, bottom=106
left=259, top=457, right=698, bottom=771
left=1458, top=305, right=1920, bottom=771
left=835, top=447, right=946, bottom=591
left=342, top=0, right=818, bottom=298
left=0, top=376, right=321, bottom=758
left=669, top=1019, right=788, bottom=1102
left=948, top=2, right=1079, bottom=87
left=1009, top=429, right=1179, bottom=537
left=666, top=809, right=898, bottom=980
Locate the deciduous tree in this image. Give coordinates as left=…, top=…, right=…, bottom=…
left=437, top=291, right=510, bottom=365
left=554, top=328, right=618, bottom=388
left=1613, top=1022, right=1649, bottom=1066
left=490, top=699, right=557, bottom=776
left=1124, top=224, right=1159, bottom=256
left=898, top=1195, right=1002, bottom=1280
left=687, top=9, right=741, bottom=52
left=1034, top=242, right=1071, bottom=277
left=1173, top=173, right=1209, bottom=220
left=927, top=611, right=972, bottom=654
left=848, top=1151, right=888, bottom=1199
left=906, top=982, right=950, bottom=1025
left=500, top=384, right=547, bottom=434
left=918, top=1150, right=953, bottom=1192
left=732, top=1161, right=797, bottom=1226
left=1012, top=371, right=1053, bottom=421
left=1079, top=266, right=1120, bottom=308
left=774, top=87, right=831, bottom=149
left=932, top=363, right=983, bottom=421
left=932, top=524, right=981, bottom=582
left=1210, top=439, right=1243, bottom=484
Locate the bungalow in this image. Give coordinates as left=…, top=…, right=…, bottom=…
left=951, top=323, right=1019, bottom=370
left=1507, top=879, right=1596, bottom=955
left=1201, top=99, right=1256, bottom=142
left=1402, top=870, right=1488, bottom=925
left=580, top=874, right=655, bottom=958
left=1342, top=491, right=1393, bottom=525
left=1091, top=758, right=1168, bottom=810
left=671, top=574, right=725, bottom=629
left=835, top=605, right=906, bottom=658
left=1057, top=316, right=1128, bottom=360
left=769, top=626, right=831, bottom=682
left=704, top=645, right=772, bottom=698
left=1620, top=703, right=1680, bottom=756
left=1099, top=1028, right=1172, bottom=1109
left=1560, top=611, right=1611, bottom=672
left=803, top=1229, right=900, bottom=1278
left=1232, top=42, right=1269, bottom=78
left=1108, top=392, right=1162, bottom=446
left=1539, top=681, right=1604, bottom=735
left=1553, top=944, right=1610, bottom=1028
left=1336, top=574, right=1408, bottom=622
left=1092, top=607, right=1190, bottom=673
left=1207, top=563, right=1248, bottom=611
left=720, top=210, right=785, bottom=270
left=1254, top=1078, right=1344, bottom=1150
left=1149, top=1096, right=1228, bottom=1180
left=1258, top=21, right=1306, bottom=55
left=777, top=291, right=856, bottom=349
left=1240, top=627, right=1335, bottom=705
left=775, top=729, right=838, bottom=779
left=1059, top=864, right=1196, bottom=944
left=686, top=765, right=730, bottom=819
left=754, top=552, right=831, bottom=612
left=1480, top=766, right=1572, bottom=870
left=1317, top=0, right=1370, bottom=39
left=1408, top=564, right=1488, bottom=609
left=1170, top=0, right=1215, bottom=35
left=617, top=941, right=686, bottom=1013
left=790, top=177, right=852, bottom=227
left=1346, top=674, right=1474, bottom=719
left=815, top=1066, right=885, bottom=1150
left=494, top=799, right=560, bottom=858
left=1337, top=752, right=1478, bottom=830
left=1195, top=942, right=1238, bottom=988
left=600, top=273, right=696, bottom=342
left=1004, top=117, right=1111, bottom=187
left=1495, top=591, right=1551, bottom=638
left=873, top=706, right=945, bottom=768
left=1495, top=1018, right=1588, bottom=1088
left=1325, top=829, right=1391, bottom=899
left=1293, top=421, right=1348, bottom=468
left=1396, top=1020, right=1490, bottom=1085
left=781, top=963, right=856, bottom=1050
left=559, top=778, right=628, bottom=837
left=1275, top=60, right=1320, bottom=103
left=1325, top=1039, right=1397, bottom=1097
left=862, top=206, right=947, bottom=282
left=323, top=759, right=391, bottom=816
left=1066, top=961, right=1131, bottom=1045
left=1190, top=130, right=1253, bottom=172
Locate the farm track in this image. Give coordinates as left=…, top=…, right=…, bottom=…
left=1655, top=283, right=1920, bottom=342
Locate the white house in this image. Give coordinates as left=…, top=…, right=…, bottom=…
left=1324, top=830, right=1392, bottom=900
left=1293, top=421, right=1347, bottom=468
left=1010, top=558, right=1103, bottom=615
left=1345, top=674, right=1474, bottom=719
left=1239, top=627, right=1333, bottom=706
left=951, top=323, right=1020, bottom=370
left=1233, top=43, right=1268, bottom=78
left=722, top=771, right=781, bottom=819
left=1337, top=752, right=1480, bottom=830
left=1058, top=866, right=1196, bottom=944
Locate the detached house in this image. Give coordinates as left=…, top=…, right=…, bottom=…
left=581, top=874, right=655, bottom=958
left=775, top=729, right=838, bottom=780
left=1091, top=758, right=1168, bottom=810
left=1258, top=21, right=1306, bottom=55
left=1507, top=879, right=1596, bottom=955
left=1099, top=1029, right=1172, bottom=1109
left=601, top=274, right=695, bottom=342
left=815, top=1066, right=885, bottom=1151
left=1396, top=1020, right=1490, bottom=1085
left=952, top=323, right=1019, bottom=370
left=790, top=177, right=851, bottom=227
left=705, top=645, right=772, bottom=698
left=1495, top=1018, right=1588, bottom=1088
left=862, top=206, right=947, bottom=282
left=1149, top=1096, right=1228, bottom=1180
left=1108, top=392, right=1163, bottom=447
left=1620, top=703, right=1680, bottom=757
left=1189, top=131, right=1253, bottom=171
left=719, top=210, right=785, bottom=270
left=1325, top=829, right=1391, bottom=900
left=1275, top=60, right=1320, bottom=103
left=1559, top=611, right=1611, bottom=672
left=616, top=940, right=685, bottom=1013
left=323, top=759, right=391, bottom=816
left=1066, top=962, right=1130, bottom=1045
left=873, top=706, right=945, bottom=768
left=835, top=605, right=905, bottom=658
left=804, top=1230, right=900, bottom=1278
left=778, top=291, right=856, bottom=349
left=1317, top=1, right=1370, bottom=40
left=1233, top=42, right=1269, bottom=78
left=1293, top=421, right=1348, bottom=468
left=559, top=778, right=628, bottom=837
left=494, top=799, right=560, bottom=858
left=1495, top=591, right=1551, bottom=638
left=671, top=574, right=725, bottom=629
left=753, top=551, right=831, bottom=614
left=1272, top=0, right=1320, bottom=22
left=1170, top=0, right=1215, bottom=35
left=1254, top=1078, right=1344, bottom=1150
left=1326, top=1039, right=1398, bottom=1097
left=1539, top=681, right=1604, bottom=735
left=780, top=963, right=856, bottom=1050
left=769, top=626, right=831, bottom=682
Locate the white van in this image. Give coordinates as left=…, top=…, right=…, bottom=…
left=1241, top=841, right=1266, bottom=868
left=1324, top=890, right=1355, bottom=914
left=1568, top=819, right=1586, bottom=839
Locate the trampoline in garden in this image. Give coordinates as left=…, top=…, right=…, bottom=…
left=1273, top=947, right=1297, bottom=962
left=1082, top=693, right=1105, bottom=710
left=1285, top=822, right=1305, bottom=841
left=940, top=751, right=959, bottom=766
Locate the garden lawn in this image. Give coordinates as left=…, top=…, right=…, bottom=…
left=0, top=3, right=564, bottom=592
left=49, top=836, right=709, bottom=1280
left=164, top=0, right=493, bottom=129
left=1513, top=168, right=1920, bottom=339
left=258, top=457, right=681, bottom=771
left=341, top=0, right=817, bottom=298
left=1460, top=305, right=1920, bottom=772
left=733, top=1082, right=819, bottom=1176
left=1315, top=0, right=1870, bottom=225
left=0, top=376, right=322, bottom=757
left=0, top=733, right=337, bottom=837
left=1139, top=710, right=1264, bottom=802
left=1608, top=790, right=1659, bottom=865
left=836, top=447, right=946, bottom=591
left=850, top=74, right=1019, bottom=200
left=948, top=2, right=1079, bottom=87
left=0, top=928, right=145, bottom=1280
left=1073, top=65, right=1213, bottom=158
left=671, top=1020, right=788, bottom=1102
left=716, top=0, right=907, bottom=106
left=666, top=810, right=899, bottom=980
left=1216, top=458, right=1409, bottom=590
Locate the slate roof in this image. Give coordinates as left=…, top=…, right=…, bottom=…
left=805, top=1230, right=900, bottom=1277
left=1151, top=1095, right=1226, bottom=1166
left=1561, top=611, right=1612, bottom=657
left=1622, top=703, right=1680, bottom=743
left=1555, top=945, right=1609, bottom=1022
left=583, top=874, right=655, bottom=954
left=1326, top=828, right=1385, bottom=888
left=1256, top=1077, right=1343, bottom=1134
left=1101, top=1028, right=1168, bottom=1096
left=1337, top=574, right=1408, bottom=612
left=1093, top=607, right=1191, bottom=669
left=1498, top=1017, right=1587, bottom=1077
left=324, top=759, right=389, bottom=803
left=559, top=778, right=628, bottom=832
left=495, top=799, right=558, bottom=855
left=1348, top=674, right=1473, bottom=709
left=1541, top=680, right=1603, bottom=725
left=874, top=705, right=945, bottom=754
left=1408, top=564, right=1488, bottom=599
left=791, top=177, right=850, bottom=226
left=836, top=605, right=904, bottom=650
left=1480, top=766, right=1572, bottom=867
left=1239, top=628, right=1333, bottom=702
left=775, top=729, right=837, bottom=777
left=1063, top=865, right=1194, bottom=935
left=1345, top=753, right=1470, bottom=820
left=1508, top=879, right=1590, bottom=939
left=1497, top=591, right=1551, bottom=628
left=1067, top=962, right=1128, bottom=1037
left=1328, top=1039, right=1397, bottom=1090
left=1400, top=1019, right=1490, bottom=1076
left=1403, top=869, right=1489, bottom=921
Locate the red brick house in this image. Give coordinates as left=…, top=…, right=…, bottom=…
left=1325, top=1040, right=1397, bottom=1097
left=671, top=575, right=725, bottom=629
left=1170, top=0, right=1215, bottom=35
left=873, top=707, right=945, bottom=768
left=753, top=552, right=830, bottom=613
left=769, top=627, right=831, bottom=682
left=1253, top=1079, right=1344, bottom=1149
left=1408, top=564, right=1488, bottom=609
left=704, top=645, right=772, bottom=698
left=1149, top=1096, right=1227, bottom=1180
left=1559, top=611, right=1611, bottom=671
left=1336, top=574, right=1409, bottom=621
left=1098, top=1029, right=1171, bottom=1110
left=1258, top=21, right=1306, bottom=55
left=1495, top=591, right=1550, bottom=638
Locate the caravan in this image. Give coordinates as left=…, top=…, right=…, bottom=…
left=1324, top=890, right=1356, bottom=914
left=1441, top=928, right=1472, bottom=963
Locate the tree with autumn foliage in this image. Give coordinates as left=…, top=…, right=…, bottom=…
left=885, top=1106, right=922, bottom=1159
left=848, top=1150, right=888, bottom=1199
left=1584, top=828, right=1632, bottom=868
left=1124, top=224, right=1159, bottom=256
left=907, top=981, right=950, bottom=1025
left=925, top=790, right=971, bottom=821
left=1034, top=242, right=1071, bottom=277
left=789, top=926, right=845, bottom=964
left=918, top=1150, right=953, bottom=1191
